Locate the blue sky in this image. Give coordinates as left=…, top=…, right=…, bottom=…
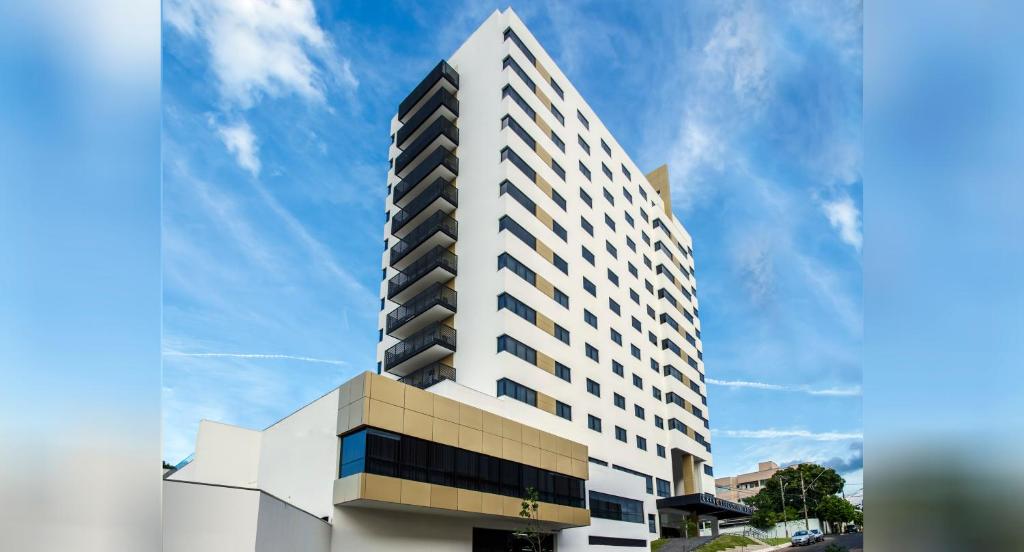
left=161, top=0, right=862, bottom=499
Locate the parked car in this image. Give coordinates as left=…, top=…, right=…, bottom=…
left=791, top=530, right=812, bottom=546
left=845, top=525, right=860, bottom=533
left=809, top=529, right=824, bottom=542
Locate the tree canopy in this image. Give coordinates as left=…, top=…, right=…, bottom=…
left=744, top=463, right=847, bottom=523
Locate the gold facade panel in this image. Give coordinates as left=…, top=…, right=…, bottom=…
left=538, top=431, right=557, bottom=452
left=537, top=393, right=556, bottom=414
left=536, top=313, right=556, bottom=335
left=369, top=374, right=405, bottom=408
left=502, top=438, right=523, bottom=463
left=403, top=409, right=433, bottom=441
left=555, top=436, right=572, bottom=457
left=458, top=489, right=482, bottom=513
left=536, top=352, right=556, bottom=374
left=521, top=444, right=540, bottom=467
left=483, top=431, right=503, bottom=457
left=459, top=403, right=483, bottom=430
left=481, top=410, right=504, bottom=436
left=401, top=479, right=431, bottom=507
left=363, top=473, right=401, bottom=503
left=481, top=492, right=503, bottom=516
left=433, top=418, right=460, bottom=447
left=556, top=454, right=572, bottom=475
left=368, top=398, right=404, bottom=434
left=540, top=449, right=557, bottom=471
left=521, top=425, right=540, bottom=448
left=433, top=395, right=460, bottom=423
left=570, top=442, right=588, bottom=461
left=459, top=425, right=483, bottom=453
left=430, top=484, right=458, bottom=510
left=404, top=385, right=434, bottom=416
left=502, top=419, right=523, bottom=441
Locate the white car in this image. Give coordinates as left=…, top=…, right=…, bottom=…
left=809, top=529, right=824, bottom=542
left=791, top=530, right=812, bottom=546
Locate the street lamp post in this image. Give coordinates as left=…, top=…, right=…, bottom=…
left=780, top=480, right=789, bottom=538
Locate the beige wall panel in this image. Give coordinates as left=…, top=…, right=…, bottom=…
left=433, top=395, right=460, bottom=423
left=336, top=405, right=349, bottom=434
left=572, top=507, right=591, bottom=526
left=368, top=398, right=404, bottom=434
left=535, top=88, right=551, bottom=109
left=535, top=145, right=552, bottom=166
left=459, top=425, right=483, bottom=453
left=537, top=393, right=556, bottom=414
left=459, top=403, right=483, bottom=430
left=502, top=438, right=522, bottom=463
left=347, top=398, right=367, bottom=431
left=337, top=380, right=351, bottom=409
left=521, top=425, right=540, bottom=448
left=534, top=175, right=552, bottom=194
left=370, top=375, right=405, bottom=407
left=503, top=496, right=522, bottom=517
left=433, top=418, right=460, bottom=447
left=404, top=385, right=434, bottom=416
left=363, top=474, right=401, bottom=503
left=430, top=485, right=458, bottom=510
left=536, top=313, right=555, bottom=335
left=534, top=276, right=555, bottom=298
left=556, top=505, right=574, bottom=525
left=534, top=115, right=551, bottom=136
left=535, top=240, right=554, bottom=263
left=540, top=449, right=557, bottom=472
left=538, top=431, right=557, bottom=452
left=538, top=502, right=556, bottom=522
left=481, top=492, right=503, bottom=516
left=521, top=444, right=540, bottom=468
left=403, top=409, right=433, bottom=441
left=483, top=432, right=503, bottom=457
left=481, top=410, right=503, bottom=436
left=349, top=373, right=368, bottom=403
left=536, top=353, right=556, bottom=374
left=401, top=479, right=431, bottom=507
left=534, top=61, right=551, bottom=82
left=571, top=459, right=587, bottom=479
left=555, top=436, right=572, bottom=457
left=458, top=489, right=482, bottom=513
left=501, top=419, right=523, bottom=441
left=556, top=454, right=572, bottom=475
left=570, top=442, right=587, bottom=461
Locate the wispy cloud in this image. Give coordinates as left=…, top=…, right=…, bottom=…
left=164, top=351, right=348, bottom=366
left=164, top=0, right=356, bottom=108
left=714, top=428, right=863, bottom=441
left=822, top=194, right=863, bottom=251
left=708, top=378, right=861, bottom=397
left=215, top=120, right=260, bottom=176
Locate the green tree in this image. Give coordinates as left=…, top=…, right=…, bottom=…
left=816, top=495, right=857, bottom=531
left=852, top=508, right=863, bottom=526
left=517, top=487, right=546, bottom=552
left=750, top=508, right=778, bottom=531
left=746, top=464, right=845, bottom=519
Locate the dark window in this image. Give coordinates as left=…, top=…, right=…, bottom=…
left=609, top=298, right=620, bottom=315
left=582, top=246, right=595, bottom=265
left=704, top=464, right=714, bottom=476
left=603, top=187, right=614, bottom=204
left=503, top=55, right=535, bottom=91
left=613, top=393, right=625, bottom=409
left=652, top=387, right=662, bottom=400
left=605, top=214, right=616, bottom=231
left=632, top=317, right=641, bottom=332
left=602, top=163, right=613, bottom=179
left=501, top=115, right=536, bottom=149
left=553, top=287, right=569, bottom=309
left=497, top=334, right=536, bottom=365
left=502, top=84, right=536, bottom=120
left=657, top=444, right=666, bottom=458
left=636, top=436, right=647, bottom=451
left=580, top=188, right=592, bottom=207
left=612, top=360, right=624, bottom=377
left=554, top=324, right=570, bottom=345
left=601, top=139, right=611, bottom=156
left=551, top=160, right=565, bottom=181
left=622, top=165, right=632, bottom=180
left=578, top=135, right=590, bottom=154
left=588, top=415, right=602, bottom=432
left=585, top=343, right=599, bottom=362
left=550, top=79, right=564, bottom=100
left=499, top=252, right=536, bottom=285
left=581, top=217, right=594, bottom=236
left=500, top=147, right=536, bottom=182
left=634, top=405, right=645, bottom=420
left=503, top=27, right=536, bottom=64
left=499, top=214, right=535, bottom=249
left=631, top=344, right=641, bottom=360
left=556, top=362, right=571, bottom=382
left=584, top=310, right=597, bottom=328
left=606, top=241, right=617, bottom=258
left=654, top=415, right=664, bottom=429
left=649, top=514, right=657, bottom=533
left=583, top=278, right=596, bottom=296
left=577, top=110, right=590, bottom=129
left=586, top=378, right=600, bottom=396
left=498, top=292, right=536, bottom=324
left=610, top=328, right=622, bottom=345
left=656, top=478, right=671, bottom=498
left=550, top=131, right=565, bottom=152
left=553, top=253, right=568, bottom=274
left=556, top=401, right=572, bottom=420
left=632, top=374, right=643, bottom=389
left=614, top=426, right=627, bottom=442
left=579, top=162, right=591, bottom=181
left=552, top=189, right=566, bottom=210
left=552, top=220, right=567, bottom=241
left=607, top=269, right=619, bottom=287
left=497, top=377, right=537, bottom=406
left=551, top=105, right=564, bottom=125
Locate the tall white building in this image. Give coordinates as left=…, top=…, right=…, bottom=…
left=165, top=8, right=752, bottom=551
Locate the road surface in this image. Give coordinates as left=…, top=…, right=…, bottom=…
left=790, top=532, right=863, bottom=551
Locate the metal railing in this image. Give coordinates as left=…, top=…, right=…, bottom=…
left=386, top=282, right=456, bottom=334
left=398, top=60, right=459, bottom=121
left=387, top=246, right=457, bottom=300
left=395, top=117, right=458, bottom=175
left=393, top=146, right=458, bottom=205
left=384, top=323, right=456, bottom=371
left=398, top=362, right=456, bottom=389
left=390, top=211, right=457, bottom=266
left=391, top=178, right=457, bottom=235
left=397, top=88, right=459, bottom=147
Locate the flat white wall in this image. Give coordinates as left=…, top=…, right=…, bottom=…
left=164, top=481, right=260, bottom=552
left=171, top=420, right=261, bottom=488
left=255, top=492, right=331, bottom=552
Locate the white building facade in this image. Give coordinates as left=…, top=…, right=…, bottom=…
left=166, top=8, right=752, bottom=551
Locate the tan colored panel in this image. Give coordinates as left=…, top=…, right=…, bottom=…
left=336, top=405, right=349, bottom=434
left=540, top=449, right=557, bottom=472
left=430, top=485, right=458, bottom=510
left=401, top=479, right=431, bottom=507
left=572, top=507, right=591, bottom=527
left=538, top=501, right=556, bottom=522
left=534, top=61, right=551, bottom=82
left=433, top=395, right=460, bottom=423
left=403, top=409, right=433, bottom=441
left=347, top=398, right=368, bottom=432
left=368, top=398, right=404, bottom=433
left=555, top=436, right=572, bottom=457
left=369, top=374, right=405, bottom=408
left=481, top=410, right=503, bottom=436
left=536, top=312, right=555, bottom=336
left=459, top=403, right=482, bottom=430
left=534, top=208, right=553, bottom=230
left=537, top=393, right=556, bottom=414
left=363, top=473, right=401, bottom=503
left=570, top=442, right=588, bottom=461
left=535, top=88, right=551, bottom=110
left=433, top=418, right=459, bottom=447
left=459, top=425, right=483, bottom=453
left=337, top=380, right=351, bottom=409
left=503, top=496, right=522, bottom=517
left=534, top=115, right=551, bottom=136
left=534, top=276, right=555, bottom=299
left=646, top=165, right=672, bottom=216
left=521, top=444, right=540, bottom=468
left=457, top=489, right=482, bottom=513
left=556, top=505, right=574, bottom=525
left=535, top=144, right=552, bottom=166
left=536, top=352, right=556, bottom=374
left=538, top=431, right=557, bottom=452
left=556, top=454, right=572, bottom=475
left=501, top=419, right=523, bottom=441
left=521, top=425, right=540, bottom=448
left=483, top=432, right=503, bottom=457
left=349, top=373, right=368, bottom=403
left=502, top=438, right=522, bottom=463
left=535, top=240, right=554, bottom=263
left=571, top=459, right=587, bottom=480
left=404, top=385, right=434, bottom=416
left=534, top=174, right=552, bottom=194
left=481, top=492, right=503, bottom=516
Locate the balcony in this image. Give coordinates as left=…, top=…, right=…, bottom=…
left=384, top=322, right=456, bottom=376
left=389, top=211, right=457, bottom=270
left=396, top=88, right=458, bottom=150
left=398, top=60, right=459, bottom=123
left=391, top=178, right=457, bottom=238
left=386, top=282, right=456, bottom=338
left=394, top=117, right=458, bottom=178
left=393, top=146, right=458, bottom=208
left=387, top=246, right=457, bottom=303
left=397, top=362, right=455, bottom=390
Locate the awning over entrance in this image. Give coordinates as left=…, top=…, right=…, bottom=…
left=657, top=493, right=754, bottom=520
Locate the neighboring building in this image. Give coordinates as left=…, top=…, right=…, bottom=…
left=715, top=461, right=781, bottom=503
left=165, top=7, right=752, bottom=551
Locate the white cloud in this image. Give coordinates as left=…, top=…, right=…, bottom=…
left=714, top=428, right=863, bottom=441
left=708, top=378, right=861, bottom=397
left=701, top=4, right=771, bottom=108
left=164, top=351, right=348, bottom=366
left=822, top=195, right=863, bottom=251
left=164, top=0, right=356, bottom=108
left=216, top=120, right=260, bottom=176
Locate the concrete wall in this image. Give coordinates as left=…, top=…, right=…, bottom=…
left=255, top=492, right=331, bottom=552
left=169, top=420, right=261, bottom=488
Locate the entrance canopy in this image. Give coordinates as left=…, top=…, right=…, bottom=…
left=657, top=493, right=754, bottom=520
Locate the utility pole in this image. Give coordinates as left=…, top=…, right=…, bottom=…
left=800, top=470, right=810, bottom=531
left=780, top=480, right=789, bottom=538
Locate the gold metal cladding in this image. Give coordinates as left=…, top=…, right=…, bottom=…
left=645, top=164, right=672, bottom=216
left=534, top=114, right=551, bottom=136
left=337, top=372, right=587, bottom=479
left=534, top=239, right=555, bottom=263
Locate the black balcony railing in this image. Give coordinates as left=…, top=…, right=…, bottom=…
left=398, top=60, right=459, bottom=121
left=399, top=362, right=456, bottom=390
left=395, top=117, right=459, bottom=176
left=396, top=88, right=459, bottom=148
left=390, top=211, right=457, bottom=266
left=391, top=178, right=457, bottom=235
left=386, top=282, right=457, bottom=335
left=387, top=246, right=457, bottom=300
left=384, top=322, right=456, bottom=371
left=393, top=146, right=458, bottom=205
